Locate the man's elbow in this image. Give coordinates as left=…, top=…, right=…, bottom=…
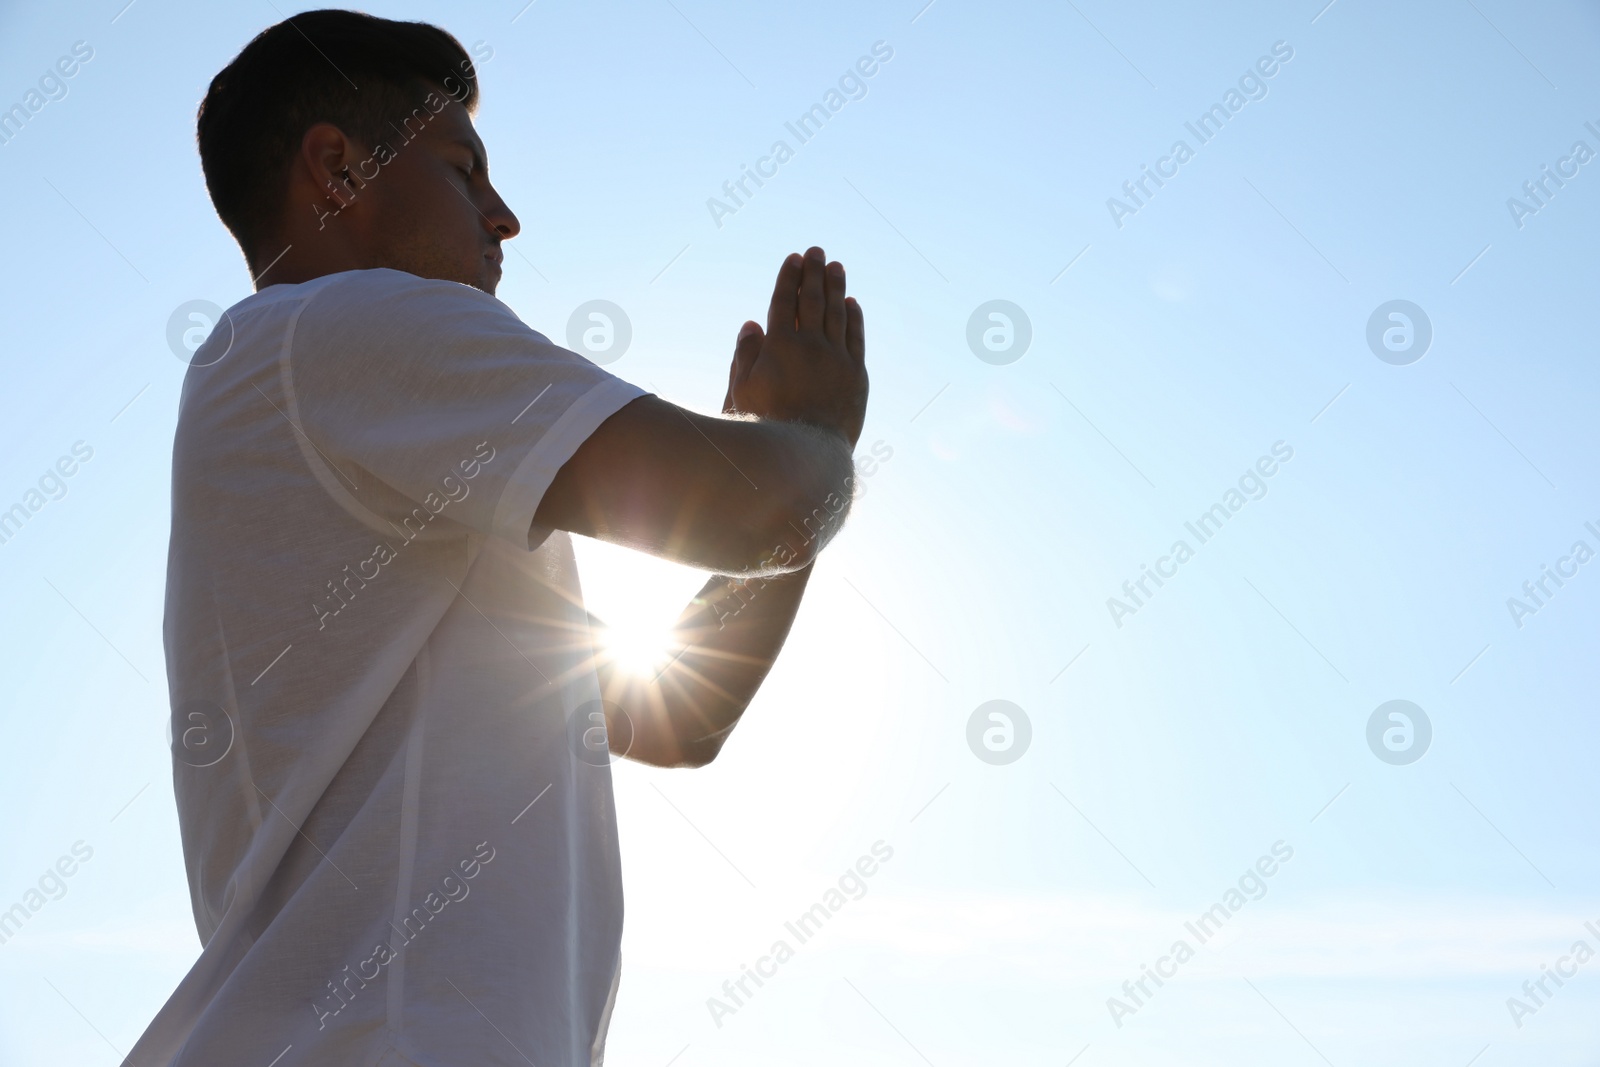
left=620, top=734, right=719, bottom=769
left=621, top=716, right=729, bottom=768
left=673, top=713, right=744, bottom=767
left=676, top=738, right=722, bottom=768
left=636, top=735, right=719, bottom=768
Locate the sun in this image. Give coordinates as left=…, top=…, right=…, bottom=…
left=574, top=536, right=706, bottom=679
left=597, top=614, right=675, bottom=677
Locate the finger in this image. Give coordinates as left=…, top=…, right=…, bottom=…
left=766, top=252, right=804, bottom=336
left=732, top=320, right=762, bottom=385
left=845, top=296, right=865, bottom=365
left=797, top=245, right=826, bottom=336
left=725, top=320, right=762, bottom=413
left=822, top=260, right=847, bottom=346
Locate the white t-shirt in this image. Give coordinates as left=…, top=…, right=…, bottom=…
left=130, top=268, right=648, bottom=1067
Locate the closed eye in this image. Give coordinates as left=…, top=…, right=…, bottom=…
left=447, top=136, right=488, bottom=182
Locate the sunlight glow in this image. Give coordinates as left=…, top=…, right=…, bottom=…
left=575, top=537, right=708, bottom=680
left=599, top=615, right=675, bottom=677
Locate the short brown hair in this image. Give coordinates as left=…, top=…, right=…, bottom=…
left=197, top=9, right=479, bottom=266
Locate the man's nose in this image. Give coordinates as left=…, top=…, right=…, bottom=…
left=486, top=188, right=520, bottom=239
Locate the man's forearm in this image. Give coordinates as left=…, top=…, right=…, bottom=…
left=728, top=417, right=857, bottom=574
left=536, top=398, right=857, bottom=577
left=596, top=562, right=815, bottom=767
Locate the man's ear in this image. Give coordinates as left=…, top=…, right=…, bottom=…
left=300, top=122, right=364, bottom=210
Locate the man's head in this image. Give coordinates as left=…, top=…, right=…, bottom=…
left=198, top=9, right=518, bottom=294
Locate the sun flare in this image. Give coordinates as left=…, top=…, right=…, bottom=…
left=598, top=616, right=674, bottom=677
left=574, top=537, right=707, bottom=679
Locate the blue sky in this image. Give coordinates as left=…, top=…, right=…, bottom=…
left=2, top=0, right=1599, bottom=1063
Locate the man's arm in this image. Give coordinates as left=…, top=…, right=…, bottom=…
left=543, top=246, right=866, bottom=764
left=536, top=397, right=851, bottom=575
left=590, top=562, right=818, bottom=767
left=534, top=247, right=867, bottom=576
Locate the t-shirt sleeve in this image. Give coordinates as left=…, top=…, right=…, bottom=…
left=286, top=269, right=649, bottom=550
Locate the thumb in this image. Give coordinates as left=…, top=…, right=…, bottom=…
left=732, top=320, right=762, bottom=385
left=724, top=320, right=764, bottom=413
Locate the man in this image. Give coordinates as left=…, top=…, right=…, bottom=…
left=130, top=10, right=869, bottom=1066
